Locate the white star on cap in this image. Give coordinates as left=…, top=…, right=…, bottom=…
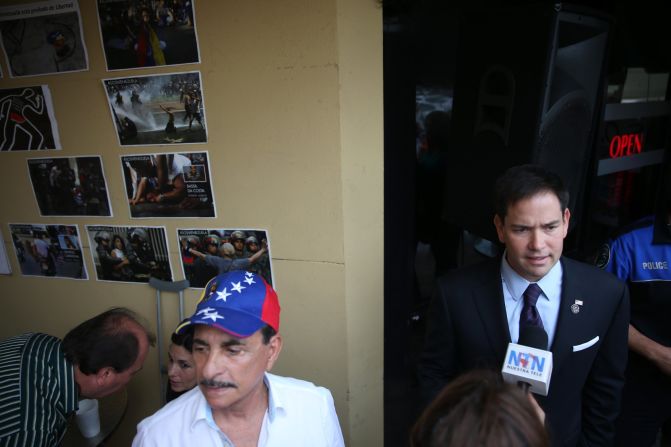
left=245, top=271, right=253, bottom=277
left=243, top=276, right=255, bottom=285
left=216, top=288, right=232, bottom=302
left=230, top=281, right=245, bottom=293
left=196, top=307, right=215, bottom=316
left=201, top=311, right=224, bottom=322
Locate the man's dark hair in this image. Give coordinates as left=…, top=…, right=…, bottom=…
left=261, top=324, right=276, bottom=344
left=171, top=326, right=194, bottom=352
left=62, top=307, right=156, bottom=375
left=494, top=164, right=569, bottom=220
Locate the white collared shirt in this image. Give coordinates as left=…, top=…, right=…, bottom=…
left=132, top=373, right=345, bottom=447
left=500, top=254, right=563, bottom=348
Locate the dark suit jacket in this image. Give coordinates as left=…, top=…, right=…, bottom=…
left=418, top=256, right=630, bottom=447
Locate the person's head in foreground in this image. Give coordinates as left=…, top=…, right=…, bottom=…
left=411, top=369, right=549, bottom=447
left=166, top=324, right=197, bottom=402
left=493, top=164, right=570, bottom=282
left=63, top=307, right=155, bottom=399
left=174, top=269, right=282, bottom=414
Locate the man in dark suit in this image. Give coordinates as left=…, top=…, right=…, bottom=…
left=418, top=164, right=630, bottom=446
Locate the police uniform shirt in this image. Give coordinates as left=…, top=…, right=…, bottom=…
left=604, top=215, right=671, bottom=346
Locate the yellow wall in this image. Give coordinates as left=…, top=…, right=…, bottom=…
left=0, top=1, right=383, bottom=445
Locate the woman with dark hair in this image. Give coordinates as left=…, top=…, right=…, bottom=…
left=411, top=369, right=549, bottom=447
left=110, top=234, right=134, bottom=281
left=165, top=328, right=197, bottom=403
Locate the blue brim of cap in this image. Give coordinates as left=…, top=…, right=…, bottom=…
left=175, top=309, right=265, bottom=338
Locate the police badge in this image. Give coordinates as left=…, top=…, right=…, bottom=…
left=594, top=242, right=610, bottom=269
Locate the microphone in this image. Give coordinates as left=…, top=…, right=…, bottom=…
left=501, top=326, right=553, bottom=396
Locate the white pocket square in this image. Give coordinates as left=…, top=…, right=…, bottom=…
left=573, top=336, right=599, bottom=352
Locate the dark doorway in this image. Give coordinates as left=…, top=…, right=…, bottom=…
left=383, top=1, right=671, bottom=446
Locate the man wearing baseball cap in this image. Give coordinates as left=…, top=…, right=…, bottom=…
left=132, top=270, right=345, bottom=446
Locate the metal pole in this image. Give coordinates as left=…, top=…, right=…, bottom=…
left=148, top=277, right=190, bottom=405
left=178, top=290, right=184, bottom=322
left=155, top=288, right=164, bottom=403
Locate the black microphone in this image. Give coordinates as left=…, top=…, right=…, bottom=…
left=501, top=326, right=553, bottom=396
left=517, top=326, right=548, bottom=392
left=519, top=326, right=548, bottom=350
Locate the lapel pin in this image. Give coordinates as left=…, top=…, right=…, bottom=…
left=571, top=299, right=583, bottom=314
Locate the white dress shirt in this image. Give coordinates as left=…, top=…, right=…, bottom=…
left=501, top=254, right=563, bottom=347
left=132, top=373, right=345, bottom=447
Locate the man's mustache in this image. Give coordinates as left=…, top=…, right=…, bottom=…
left=200, top=378, right=237, bottom=389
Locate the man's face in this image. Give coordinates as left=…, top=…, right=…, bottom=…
left=494, top=191, right=570, bottom=282
left=193, top=325, right=281, bottom=415
left=233, top=239, right=244, bottom=251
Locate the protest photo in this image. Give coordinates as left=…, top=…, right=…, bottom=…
left=86, top=224, right=173, bottom=283
left=96, top=0, right=200, bottom=70
left=0, top=0, right=88, bottom=77
left=0, top=85, right=61, bottom=151
left=177, top=228, right=273, bottom=288
left=8, top=223, right=87, bottom=280
left=121, top=151, right=215, bottom=218
left=27, top=156, right=112, bottom=217
left=0, top=228, right=11, bottom=275
left=103, top=71, right=206, bottom=146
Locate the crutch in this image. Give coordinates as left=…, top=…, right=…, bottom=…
left=148, top=277, right=190, bottom=404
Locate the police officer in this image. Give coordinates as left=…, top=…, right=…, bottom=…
left=604, top=169, right=671, bottom=447
left=245, top=235, right=271, bottom=284
left=126, top=228, right=158, bottom=277
left=94, top=231, right=122, bottom=280
left=230, top=230, right=247, bottom=258
left=180, top=235, right=201, bottom=282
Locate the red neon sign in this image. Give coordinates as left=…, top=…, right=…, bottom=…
left=609, top=133, right=644, bottom=159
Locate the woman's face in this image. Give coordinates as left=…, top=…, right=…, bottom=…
left=167, top=343, right=197, bottom=393
left=114, top=237, right=123, bottom=250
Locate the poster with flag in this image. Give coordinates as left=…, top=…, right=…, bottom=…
left=96, top=0, right=200, bottom=71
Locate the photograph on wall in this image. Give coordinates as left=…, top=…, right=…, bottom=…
left=86, top=224, right=172, bottom=283
left=121, top=151, right=215, bottom=218
left=0, top=228, right=11, bottom=274
left=8, top=223, right=87, bottom=280
left=27, top=155, right=113, bottom=217
left=0, top=85, right=61, bottom=151
left=0, top=0, right=89, bottom=77
left=96, top=0, right=199, bottom=71
left=177, top=228, right=273, bottom=289
left=103, top=71, right=206, bottom=146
